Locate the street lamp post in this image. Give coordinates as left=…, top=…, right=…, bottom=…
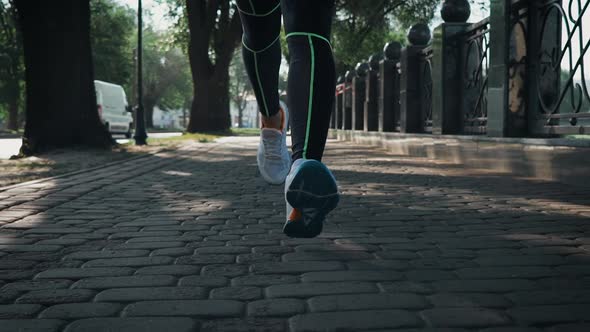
left=134, top=0, right=148, bottom=145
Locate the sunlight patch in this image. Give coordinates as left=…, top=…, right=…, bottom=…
left=162, top=170, right=192, bottom=177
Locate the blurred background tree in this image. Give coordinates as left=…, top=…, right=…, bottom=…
left=332, top=0, right=439, bottom=74
left=90, top=0, right=135, bottom=93
left=229, top=49, right=252, bottom=129
left=0, top=0, right=23, bottom=132
left=142, top=27, right=192, bottom=128
left=2, top=0, right=488, bottom=140
left=158, top=0, right=444, bottom=132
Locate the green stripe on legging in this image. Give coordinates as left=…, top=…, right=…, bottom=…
left=253, top=53, right=270, bottom=117
left=286, top=32, right=332, bottom=50
left=303, top=35, right=315, bottom=159
left=241, top=34, right=280, bottom=54
left=242, top=34, right=281, bottom=118
left=248, top=0, right=256, bottom=14
left=238, top=2, right=280, bottom=17
left=286, top=32, right=331, bottom=159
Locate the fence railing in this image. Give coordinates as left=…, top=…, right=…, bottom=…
left=530, top=0, right=590, bottom=135
left=460, top=18, right=490, bottom=135
left=419, top=45, right=434, bottom=133
left=331, top=0, right=590, bottom=138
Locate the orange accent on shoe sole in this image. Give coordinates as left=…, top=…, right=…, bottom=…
left=289, top=208, right=302, bottom=221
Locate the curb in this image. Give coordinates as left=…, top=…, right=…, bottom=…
left=329, top=129, right=590, bottom=148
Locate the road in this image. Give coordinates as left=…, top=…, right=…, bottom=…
left=0, top=132, right=182, bottom=159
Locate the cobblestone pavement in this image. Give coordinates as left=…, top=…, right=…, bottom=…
left=0, top=136, right=589, bottom=332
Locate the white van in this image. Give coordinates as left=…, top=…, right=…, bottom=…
left=95, top=80, right=134, bottom=138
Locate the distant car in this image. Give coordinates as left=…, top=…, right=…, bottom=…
left=94, top=80, right=133, bottom=138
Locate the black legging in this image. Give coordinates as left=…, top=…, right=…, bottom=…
left=237, top=0, right=336, bottom=162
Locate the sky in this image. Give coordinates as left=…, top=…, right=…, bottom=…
left=114, top=0, right=173, bottom=31
left=559, top=3, right=589, bottom=84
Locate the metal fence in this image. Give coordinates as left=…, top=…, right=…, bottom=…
left=461, top=18, right=490, bottom=135
left=332, top=0, right=590, bottom=138
left=419, top=46, right=434, bottom=133
left=529, top=0, right=590, bottom=135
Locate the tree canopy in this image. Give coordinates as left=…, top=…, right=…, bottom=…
left=0, top=0, right=23, bottom=131
left=90, top=0, right=135, bottom=91
left=332, top=0, right=439, bottom=73
left=142, top=27, right=192, bottom=127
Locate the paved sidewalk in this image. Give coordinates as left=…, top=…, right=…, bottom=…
left=0, top=136, right=589, bottom=332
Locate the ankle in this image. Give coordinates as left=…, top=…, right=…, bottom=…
left=261, top=111, right=282, bottom=130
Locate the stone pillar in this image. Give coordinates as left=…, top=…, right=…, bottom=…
left=352, top=62, right=368, bottom=131
left=379, top=42, right=401, bottom=132
left=432, top=0, right=471, bottom=135
left=487, top=0, right=529, bottom=137
left=364, top=54, right=381, bottom=132
left=343, top=70, right=354, bottom=130
left=334, top=76, right=344, bottom=130
left=400, top=24, right=431, bottom=133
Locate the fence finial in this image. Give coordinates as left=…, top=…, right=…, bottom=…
left=345, top=70, right=355, bottom=83
left=384, top=42, right=402, bottom=61
left=369, top=54, right=383, bottom=71
left=355, top=62, right=370, bottom=78
left=441, top=0, right=471, bottom=23
left=408, top=23, right=432, bottom=46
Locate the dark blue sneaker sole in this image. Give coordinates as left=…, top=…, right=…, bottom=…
left=284, top=160, right=339, bottom=238
left=283, top=207, right=326, bottom=238
left=286, top=160, right=339, bottom=212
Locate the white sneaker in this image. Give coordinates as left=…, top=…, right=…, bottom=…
left=257, top=101, right=291, bottom=185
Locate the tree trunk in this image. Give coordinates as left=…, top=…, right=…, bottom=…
left=7, top=97, right=18, bottom=131
left=185, top=0, right=241, bottom=133
left=238, top=106, right=243, bottom=128
left=187, top=72, right=231, bottom=132
left=14, top=0, right=114, bottom=156
left=144, top=100, right=155, bottom=128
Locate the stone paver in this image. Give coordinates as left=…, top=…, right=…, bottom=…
left=123, top=300, right=244, bottom=317
left=308, top=293, right=429, bottom=311
left=64, top=317, right=197, bottom=332
left=289, top=309, right=422, bottom=331
left=247, top=298, right=305, bottom=317
left=71, top=275, right=177, bottom=289
left=0, top=304, right=43, bottom=318
left=0, top=137, right=589, bottom=330
left=39, top=303, right=123, bottom=319
left=94, top=287, right=206, bottom=302
left=421, top=307, right=512, bottom=328
left=0, top=319, right=65, bottom=332
left=16, top=289, right=95, bottom=305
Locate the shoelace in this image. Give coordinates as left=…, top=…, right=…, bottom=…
left=262, top=132, right=283, bottom=160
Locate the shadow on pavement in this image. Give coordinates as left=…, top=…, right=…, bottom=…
left=0, top=138, right=588, bottom=330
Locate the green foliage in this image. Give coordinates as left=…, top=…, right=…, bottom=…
left=0, top=103, right=6, bottom=124
left=332, top=0, right=439, bottom=75
left=0, top=0, right=24, bottom=129
left=229, top=49, right=252, bottom=113
left=89, top=0, right=191, bottom=115
left=142, top=27, right=192, bottom=111
left=155, top=0, right=189, bottom=53
left=90, top=0, right=135, bottom=91
left=391, top=0, right=440, bottom=29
